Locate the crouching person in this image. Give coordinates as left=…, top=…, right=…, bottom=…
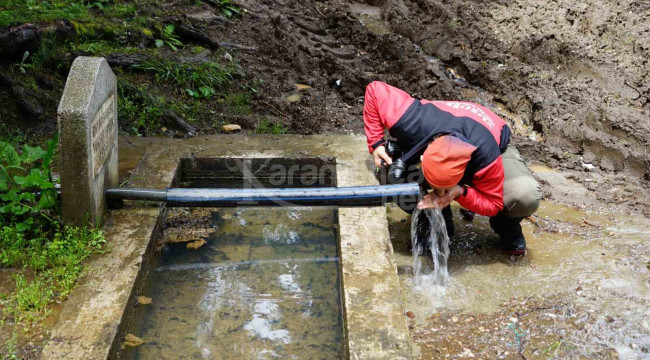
left=363, top=80, right=541, bottom=255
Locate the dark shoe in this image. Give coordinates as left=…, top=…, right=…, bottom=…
left=490, top=212, right=526, bottom=256
left=459, top=208, right=475, bottom=221
left=501, top=234, right=527, bottom=256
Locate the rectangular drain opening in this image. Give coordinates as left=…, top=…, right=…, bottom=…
left=178, top=157, right=337, bottom=188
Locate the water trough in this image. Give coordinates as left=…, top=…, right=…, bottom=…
left=42, top=135, right=415, bottom=360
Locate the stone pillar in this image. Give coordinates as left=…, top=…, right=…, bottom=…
left=57, top=57, right=118, bottom=227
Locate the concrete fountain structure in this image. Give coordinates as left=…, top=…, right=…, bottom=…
left=42, top=57, right=414, bottom=359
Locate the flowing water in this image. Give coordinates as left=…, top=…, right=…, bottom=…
left=388, top=201, right=650, bottom=359
left=118, top=207, right=345, bottom=360
left=410, top=208, right=450, bottom=286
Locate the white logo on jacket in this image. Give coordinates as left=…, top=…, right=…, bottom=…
left=443, top=102, right=495, bottom=128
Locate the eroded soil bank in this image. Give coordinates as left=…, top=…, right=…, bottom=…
left=2, top=0, right=648, bottom=208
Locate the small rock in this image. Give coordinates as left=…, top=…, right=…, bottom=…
left=478, top=326, right=486, bottom=332
left=582, top=162, right=596, bottom=171
left=136, top=296, right=152, bottom=305
left=461, top=348, right=475, bottom=358
left=223, top=52, right=233, bottom=62
left=222, top=124, right=241, bottom=133
left=452, top=316, right=459, bottom=323
left=285, top=94, right=301, bottom=103
left=187, top=11, right=217, bottom=24
left=187, top=239, right=207, bottom=250
left=509, top=317, right=518, bottom=323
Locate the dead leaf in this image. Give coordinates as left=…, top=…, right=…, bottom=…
left=222, top=124, right=241, bottom=133
left=122, top=334, right=145, bottom=348
left=136, top=296, right=152, bottom=305
left=187, top=239, right=207, bottom=250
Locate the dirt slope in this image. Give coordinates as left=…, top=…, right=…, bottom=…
left=210, top=0, right=648, bottom=173
left=223, top=0, right=650, bottom=209
left=0, top=0, right=648, bottom=195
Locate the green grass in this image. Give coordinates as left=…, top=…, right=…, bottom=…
left=68, top=40, right=145, bottom=56
left=117, top=83, right=165, bottom=135
left=0, top=123, right=27, bottom=147
left=0, top=0, right=91, bottom=27
left=136, top=58, right=237, bottom=99
left=225, top=92, right=252, bottom=115
left=1, top=138, right=106, bottom=330
left=1, top=335, right=19, bottom=360
left=0, top=0, right=161, bottom=27
left=254, top=118, right=288, bottom=135
left=0, top=225, right=105, bottom=320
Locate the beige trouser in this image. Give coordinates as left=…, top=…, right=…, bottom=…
left=501, top=145, right=541, bottom=218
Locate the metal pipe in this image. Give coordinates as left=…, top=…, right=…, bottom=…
left=105, top=183, right=421, bottom=207
left=105, top=188, right=167, bottom=201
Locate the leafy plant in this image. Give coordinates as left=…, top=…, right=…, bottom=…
left=136, top=58, right=236, bottom=98
left=187, top=86, right=216, bottom=99
left=225, top=92, right=252, bottom=114
left=0, top=136, right=106, bottom=325
left=117, top=86, right=165, bottom=135
left=11, top=51, right=33, bottom=74
left=0, top=137, right=59, bottom=235
left=0, top=123, right=27, bottom=146
left=242, top=78, right=263, bottom=94
left=84, top=0, right=110, bottom=10
left=205, top=0, right=241, bottom=19
left=155, top=24, right=183, bottom=51
left=1, top=334, right=19, bottom=360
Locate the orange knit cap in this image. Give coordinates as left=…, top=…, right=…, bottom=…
left=422, top=135, right=477, bottom=188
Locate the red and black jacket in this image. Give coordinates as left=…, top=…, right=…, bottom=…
left=363, top=81, right=511, bottom=216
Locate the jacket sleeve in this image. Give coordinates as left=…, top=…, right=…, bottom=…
left=455, top=157, right=504, bottom=217
left=363, top=81, right=386, bottom=153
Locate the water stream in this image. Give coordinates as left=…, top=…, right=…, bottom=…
left=410, top=208, right=450, bottom=286
left=388, top=201, right=650, bottom=358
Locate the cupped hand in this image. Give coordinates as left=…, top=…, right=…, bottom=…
left=417, top=185, right=463, bottom=210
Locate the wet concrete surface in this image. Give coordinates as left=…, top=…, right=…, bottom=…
left=43, top=134, right=412, bottom=360
left=42, top=134, right=649, bottom=359
left=388, top=168, right=650, bottom=359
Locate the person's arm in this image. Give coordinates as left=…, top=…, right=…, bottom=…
left=455, top=158, right=504, bottom=217
left=363, top=82, right=387, bottom=153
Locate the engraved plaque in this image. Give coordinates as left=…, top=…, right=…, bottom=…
left=91, top=94, right=117, bottom=177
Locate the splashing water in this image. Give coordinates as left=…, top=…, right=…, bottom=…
left=411, top=208, right=450, bottom=285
